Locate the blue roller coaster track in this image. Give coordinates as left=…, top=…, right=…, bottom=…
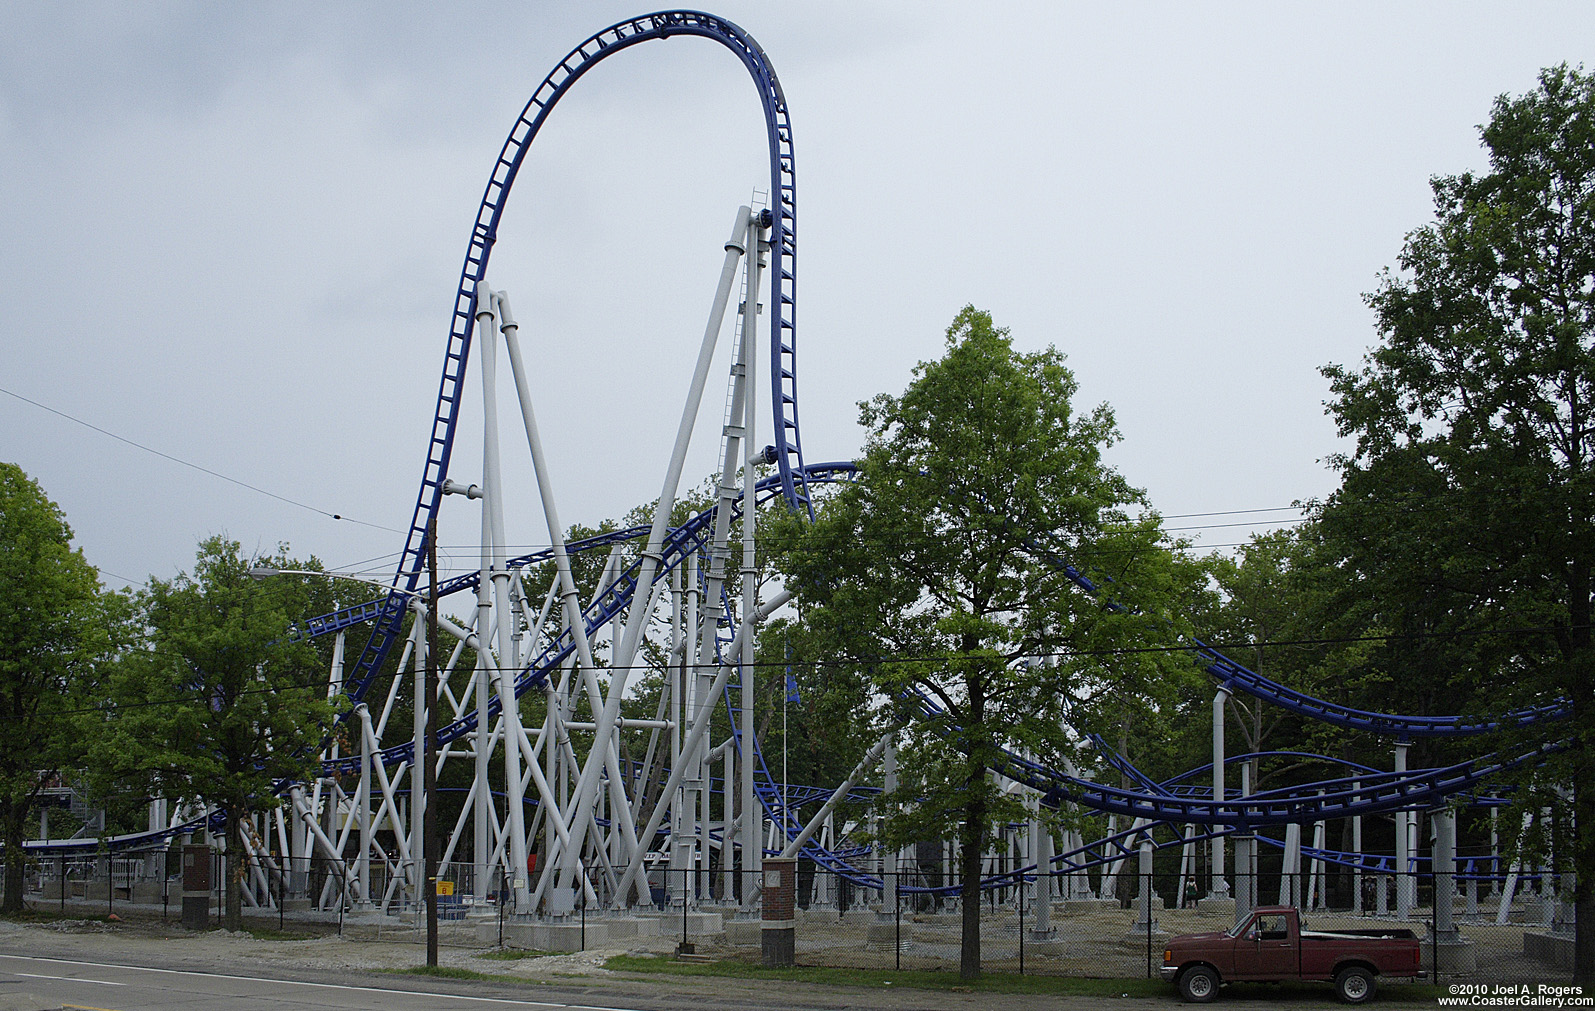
left=37, top=13, right=1563, bottom=892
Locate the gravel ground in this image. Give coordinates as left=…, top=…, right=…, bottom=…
left=0, top=908, right=1206, bottom=1011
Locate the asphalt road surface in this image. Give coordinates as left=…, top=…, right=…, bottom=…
left=0, top=953, right=670, bottom=1011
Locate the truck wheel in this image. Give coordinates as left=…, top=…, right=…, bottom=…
left=1178, top=965, right=1219, bottom=1003
left=1334, top=966, right=1376, bottom=1004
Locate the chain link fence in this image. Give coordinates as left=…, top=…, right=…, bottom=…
left=15, top=853, right=1577, bottom=983
left=641, top=865, right=1574, bottom=983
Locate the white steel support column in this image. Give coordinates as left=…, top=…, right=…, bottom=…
left=471, top=680, right=492, bottom=906
left=738, top=211, right=767, bottom=910
left=495, top=289, right=638, bottom=909
left=1279, top=822, right=1302, bottom=908
left=409, top=621, right=427, bottom=907
left=357, top=704, right=373, bottom=906
left=474, top=290, right=531, bottom=912
left=1309, top=815, right=1326, bottom=910
left=1352, top=780, right=1364, bottom=914
left=1395, top=741, right=1414, bottom=919
left=723, top=743, right=735, bottom=901
left=1433, top=808, right=1458, bottom=941
left=1029, top=785, right=1054, bottom=937
left=1132, top=837, right=1156, bottom=933
left=1211, top=687, right=1230, bottom=898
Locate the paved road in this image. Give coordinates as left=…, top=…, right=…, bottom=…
left=0, top=952, right=667, bottom=1011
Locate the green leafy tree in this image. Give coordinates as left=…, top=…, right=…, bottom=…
left=0, top=463, right=115, bottom=912
left=769, top=307, right=1203, bottom=977
left=100, top=537, right=340, bottom=930
left=1320, top=65, right=1595, bottom=978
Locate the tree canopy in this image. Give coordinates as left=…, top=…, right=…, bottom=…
left=770, top=307, right=1205, bottom=977
left=0, top=463, right=114, bottom=912
left=1320, top=64, right=1595, bottom=979
left=99, top=537, right=341, bottom=929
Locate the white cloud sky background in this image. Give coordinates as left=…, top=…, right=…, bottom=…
left=3, top=2, right=1593, bottom=593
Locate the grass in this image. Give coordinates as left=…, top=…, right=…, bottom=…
left=476, top=948, right=558, bottom=961
left=242, top=926, right=321, bottom=941
left=602, top=955, right=1454, bottom=1002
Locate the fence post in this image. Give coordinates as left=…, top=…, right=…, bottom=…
left=59, top=854, right=65, bottom=914
left=1430, top=872, right=1438, bottom=985
left=108, top=855, right=114, bottom=918
left=1019, top=870, right=1025, bottom=976
left=894, top=872, right=901, bottom=972
left=1145, top=867, right=1154, bottom=979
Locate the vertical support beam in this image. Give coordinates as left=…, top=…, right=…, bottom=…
left=1279, top=823, right=1302, bottom=908
left=738, top=211, right=768, bottom=911
left=1309, top=814, right=1326, bottom=910
left=1352, top=780, right=1363, bottom=914
left=1029, top=784, right=1054, bottom=937
left=424, top=519, right=440, bottom=966
left=1433, top=807, right=1457, bottom=941
left=1131, top=837, right=1156, bottom=933
left=475, top=290, right=532, bottom=912
left=1233, top=833, right=1254, bottom=924
left=1395, top=741, right=1414, bottom=919
left=410, top=622, right=426, bottom=908
left=358, top=705, right=373, bottom=906
left=723, top=744, right=735, bottom=902
left=1211, top=687, right=1230, bottom=898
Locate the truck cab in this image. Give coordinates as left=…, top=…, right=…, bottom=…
left=1161, top=906, right=1421, bottom=1004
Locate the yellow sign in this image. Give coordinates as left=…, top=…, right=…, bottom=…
left=436, top=880, right=454, bottom=897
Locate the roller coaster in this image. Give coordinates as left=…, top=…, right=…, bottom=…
left=30, top=11, right=1567, bottom=943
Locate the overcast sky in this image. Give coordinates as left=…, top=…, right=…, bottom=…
left=4, top=2, right=1593, bottom=593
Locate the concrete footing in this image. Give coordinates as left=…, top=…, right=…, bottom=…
left=1423, top=937, right=1478, bottom=974
left=1058, top=898, right=1118, bottom=912
left=601, top=917, right=658, bottom=939
left=1121, top=925, right=1169, bottom=947
left=865, top=920, right=899, bottom=948
left=480, top=920, right=609, bottom=952
left=1524, top=931, right=1573, bottom=971
left=724, top=918, right=761, bottom=945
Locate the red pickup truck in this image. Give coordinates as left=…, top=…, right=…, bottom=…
left=1161, top=906, right=1421, bottom=1004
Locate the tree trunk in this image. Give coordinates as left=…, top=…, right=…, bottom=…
left=1, top=805, right=25, bottom=914
left=224, top=810, right=243, bottom=931
left=959, top=781, right=985, bottom=980
left=1570, top=551, right=1592, bottom=987
left=1576, top=781, right=1594, bottom=987
left=959, top=656, right=987, bottom=981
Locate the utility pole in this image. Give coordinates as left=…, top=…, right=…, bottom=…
left=425, top=517, right=440, bottom=967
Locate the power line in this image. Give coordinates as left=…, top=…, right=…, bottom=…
left=0, top=385, right=403, bottom=534
left=1158, top=506, right=1305, bottom=520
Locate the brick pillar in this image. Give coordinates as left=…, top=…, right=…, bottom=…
left=761, top=857, right=796, bottom=967
left=181, top=844, right=211, bottom=931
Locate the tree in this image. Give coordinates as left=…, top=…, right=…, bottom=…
left=1320, top=65, right=1595, bottom=980
left=0, top=463, right=112, bottom=912
left=769, top=307, right=1203, bottom=977
left=100, top=537, right=340, bottom=930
